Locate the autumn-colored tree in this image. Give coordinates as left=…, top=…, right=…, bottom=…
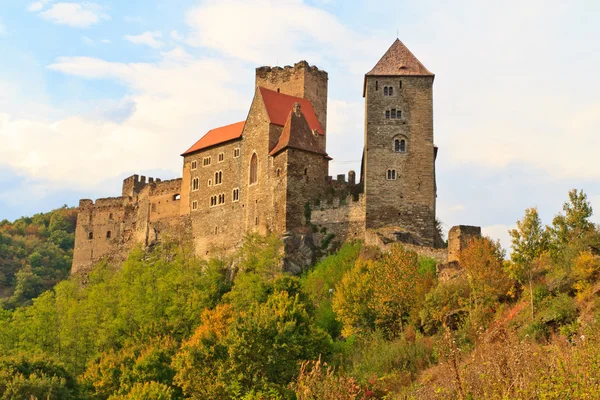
left=460, top=237, right=510, bottom=327
left=509, top=207, right=549, bottom=320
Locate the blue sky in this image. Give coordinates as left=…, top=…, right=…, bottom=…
left=1, top=0, right=599, bottom=250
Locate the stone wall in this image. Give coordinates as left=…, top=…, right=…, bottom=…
left=364, top=75, right=436, bottom=246
left=311, top=194, right=366, bottom=244
left=447, top=225, right=482, bottom=263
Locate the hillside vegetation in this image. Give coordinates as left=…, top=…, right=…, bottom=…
left=0, top=207, right=77, bottom=308
left=0, top=189, right=599, bottom=399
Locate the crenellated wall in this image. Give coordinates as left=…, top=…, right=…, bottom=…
left=72, top=175, right=184, bottom=274
left=310, top=193, right=366, bottom=244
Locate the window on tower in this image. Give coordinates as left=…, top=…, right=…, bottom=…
left=375, top=81, right=379, bottom=91
left=384, top=86, right=388, bottom=96
left=386, top=169, right=397, bottom=180
left=385, top=110, right=390, bottom=119
left=394, top=138, right=407, bottom=153
left=391, top=109, right=397, bottom=119
left=389, top=86, right=393, bottom=96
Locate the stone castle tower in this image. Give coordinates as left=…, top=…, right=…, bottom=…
left=363, top=39, right=437, bottom=246
left=71, top=40, right=442, bottom=275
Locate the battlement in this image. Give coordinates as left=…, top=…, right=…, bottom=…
left=79, top=197, right=128, bottom=208
left=312, top=193, right=364, bottom=212
left=327, top=170, right=358, bottom=186
left=256, top=60, right=328, bottom=79
left=122, top=174, right=165, bottom=197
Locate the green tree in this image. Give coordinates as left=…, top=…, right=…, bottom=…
left=551, top=189, right=594, bottom=247
left=509, top=207, right=549, bottom=320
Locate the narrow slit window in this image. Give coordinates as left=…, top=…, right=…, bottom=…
left=249, top=153, right=258, bottom=185
left=384, top=86, right=388, bottom=96
left=106, top=231, right=111, bottom=239
left=375, top=80, right=379, bottom=91
left=88, top=232, right=93, bottom=240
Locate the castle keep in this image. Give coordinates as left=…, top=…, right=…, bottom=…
left=72, top=39, right=441, bottom=274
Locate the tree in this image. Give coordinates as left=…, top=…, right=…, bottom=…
left=509, top=207, right=549, bottom=320
left=333, top=245, right=428, bottom=338
left=551, top=189, right=594, bottom=247
left=460, top=237, right=510, bottom=328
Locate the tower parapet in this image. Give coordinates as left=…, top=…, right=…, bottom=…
left=256, top=61, right=328, bottom=142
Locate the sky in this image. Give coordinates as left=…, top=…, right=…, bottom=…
left=0, top=0, right=599, bottom=250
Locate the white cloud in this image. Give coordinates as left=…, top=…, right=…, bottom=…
left=170, top=30, right=183, bottom=41
left=124, top=31, right=164, bottom=49
left=0, top=54, right=248, bottom=189
left=27, top=1, right=52, bottom=12
left=81, top=35, right=94, bottom=45
left=39, top=2, right=109, bottom=28
left=101, top=39, right=110, bottom=44
left=482, top=224, right=514, bottom=253
left=185, top=0, right=384, bottom=72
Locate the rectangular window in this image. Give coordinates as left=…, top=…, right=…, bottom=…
left=203, top=157, right=211, bottom=166
left=191, top=160, right=197, bottom=170
left=218, top=153, right=224, bottom=162
left=234, top=148, right=240, bottom=158
left=192, top=178, right=199, bottom=191
left=192, top=200, right=198, bottom=210
left=385, top=110, right=390, bottom=119
left=397, top=110, right=402, bottom=119
left=391, top=109, right=396, bottom=119
left=233, top=188, right=239, bottom=202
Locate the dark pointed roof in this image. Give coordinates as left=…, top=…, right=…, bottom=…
left=270, top=103, right=328, bottom=157
left=363, top=39, right=433, bottom=96
left=367, top=39, right=433, bottom=77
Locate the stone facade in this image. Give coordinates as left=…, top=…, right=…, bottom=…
left=447, top=225, right=482, bottom=263
left=72, top=40, right=448, bottom=274
left=363, top=40, right=437, bottom=246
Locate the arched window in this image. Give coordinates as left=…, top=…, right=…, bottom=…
left=387, top=169, right=397, bottom=180
left=214, top=171, right=222, bottom=185
left=249, top=153, right=258, bottom=185
left=192, top=178, right=199, bottom=191
left=384, top=86, right=388, bottom=96
left=389, top=86, right=393, bottom=96
left=394, top=139, right=407, bottom=153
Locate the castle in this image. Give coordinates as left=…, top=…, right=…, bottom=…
left=72, top=39, right=443, bottom=274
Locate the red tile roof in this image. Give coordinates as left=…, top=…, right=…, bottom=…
left=270, top=103, right=327, bottom=156
left=181, top=121, right=245, bottom=156
left=259, top=87, right=324, bottom=135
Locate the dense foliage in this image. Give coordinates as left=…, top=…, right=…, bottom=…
left=0, top=189, right=599, bottom=399
left=0, top=206, right=77, bottom=308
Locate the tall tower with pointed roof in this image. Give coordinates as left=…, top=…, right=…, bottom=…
left=363, top=39, right=437, bottom=245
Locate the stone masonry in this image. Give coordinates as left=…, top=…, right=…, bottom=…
left=72, top=40, right=455, bottom=274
